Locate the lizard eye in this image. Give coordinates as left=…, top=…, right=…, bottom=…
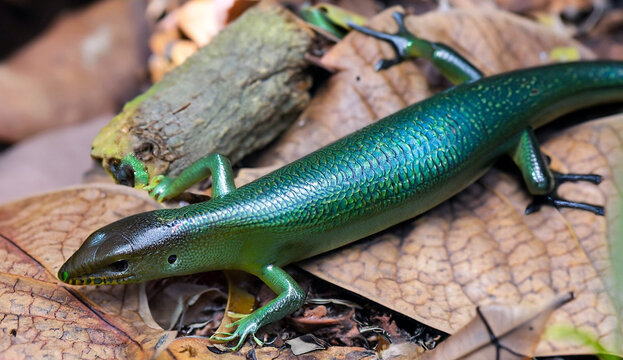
left=168, top=255, right=177, bottom=264
left=110, top=260, right=129, bottom=273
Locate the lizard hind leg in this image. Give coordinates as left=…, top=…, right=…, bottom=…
left=509, top=128, right=604, bottom=216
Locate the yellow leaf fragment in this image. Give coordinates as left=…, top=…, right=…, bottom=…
left=209, top=270, right=256, bottom=349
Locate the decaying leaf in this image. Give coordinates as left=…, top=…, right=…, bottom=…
left=419, top=292, right=574, bottom=359
left=0, top=185, right=171, bottom=358
left=176, top=0, right=254, bottom=47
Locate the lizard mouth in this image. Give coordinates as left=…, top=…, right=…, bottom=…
left=60, top=259, right=134, bottom=285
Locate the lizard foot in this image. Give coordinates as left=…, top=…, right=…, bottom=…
left=525, top=171, right=604, bottom=215
left=143, top=175, right=175, bottom=202
left=208, top=314, right=265, bottom=351
left=348, top=12, right=415, bottom=71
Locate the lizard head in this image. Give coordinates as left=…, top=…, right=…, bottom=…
left=58, top=210, right=196, bottom=286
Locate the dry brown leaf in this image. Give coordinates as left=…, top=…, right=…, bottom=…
left=449, top=0, right=593, bottom=15
left=177, top=0, right=242, bottom=47
left=329, top=0, right=380, bottom=18
left=419, top=292, right=574, bottom=359
left=249, top=6, right=594, bottom=169
left=302, top=115, right=623, bottom=356
left=0, top=0, right=148, bottom=142
left=0, top=185, right=172, bottom=358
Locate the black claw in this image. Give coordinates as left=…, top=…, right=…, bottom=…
left=375, top=57, right=403, bottom=71
left=555, top=172, right=602, bottom=185
left=525, top=200, right=542, bottom=215
left=392, top=12, right=407, bottom=33
left=526, top=194, right=605, bottom=216
left=526, top=171, right=605, bottom=216
left=348, top=11, right=414, bottom=70
left=552, top=198, right=605, bottom=215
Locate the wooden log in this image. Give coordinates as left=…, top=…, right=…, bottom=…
left=91, top=1, right=313, bottom=180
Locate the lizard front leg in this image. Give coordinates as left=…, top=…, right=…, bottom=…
left=144, top=153, right=235, bottom=201
left=210, top=264, right=306, bottom=351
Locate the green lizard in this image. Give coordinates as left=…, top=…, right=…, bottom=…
left=59, top=13, right=622, bottom=350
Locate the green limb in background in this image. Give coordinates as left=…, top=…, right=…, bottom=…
left=144, top=153, right=235, bottom=202
left=301, top=3, right=367, bottom=40
left=348, top=12, right=483, bottom=84
left=210, top=264, right=305, bottom=351
left=300, top=5, right=347, bottom=39
left=509, top=128, right=604, bottom=215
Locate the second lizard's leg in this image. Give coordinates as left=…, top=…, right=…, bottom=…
left=509, top=128, right=604, bottom=215
left=348, top=12, right=483, bottom=84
